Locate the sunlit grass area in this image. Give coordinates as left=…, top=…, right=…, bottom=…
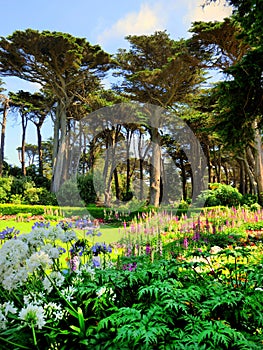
left=0, top=218, right=123, bottom=243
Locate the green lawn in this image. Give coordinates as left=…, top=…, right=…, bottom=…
left=0, top=219, right=123, bottom=243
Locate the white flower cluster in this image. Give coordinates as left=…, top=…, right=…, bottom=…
left=44, top=302, right=66, bottom=323
left=60, top=286, right=77, bottom=302
left=96, top=286, right=116, bottom=302
left=0, top=239, right=29, bottom=290
left=26, top=251, right=52, bottom=273
left=41, top=243, right=61, bottom=259
left=19, top=303, right=46, bottom=329
left=0, top=223, right=78, bottom=291
left=0, top=301, right=17, bottom=330
left=0, top=311, right=7, bottom=330
left=19, top=291, right=67, bottom=329
left=209, top=246, right=223, bottom=254
left=43, top=271, right=65, bottom=293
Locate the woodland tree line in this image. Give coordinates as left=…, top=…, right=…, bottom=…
left=0, top=0, right=262, bottom=208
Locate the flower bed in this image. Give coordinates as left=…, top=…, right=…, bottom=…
left=0, top=207, right=263, bottom=349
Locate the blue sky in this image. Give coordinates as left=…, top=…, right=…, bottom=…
left=1, top=0, right=232, bottom=165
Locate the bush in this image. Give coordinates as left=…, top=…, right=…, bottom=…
left=0, top=204, right=46, bottom=215
left=241, top=193, right=258, bottom=206
left=38, top=188, right=58, bottom=206
left=196, top=183, right=243, bottom=208
left=56, top=178, right=85, bottom=207
left=77, top=174, right=97, bottom=204
left=250, top=203, right=261, bottom=211
left=0, top=177, right=12, bottom=203
left=9, top=194, right=23, bottom=204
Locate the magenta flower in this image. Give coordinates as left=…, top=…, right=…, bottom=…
left=145, top=244, right=151, bottom=255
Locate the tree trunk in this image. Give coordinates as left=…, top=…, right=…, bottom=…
left=254, top=122, right=263, bottom=204
left=222, top=164, right=229, bottom=184
left=203, top=142, right=212, bottom=184
left=239, top=159, right=246, bottom=194
left=21, top=113, right=27, bottom=176
left=139, top=158, right=144, bottom=200
left=138, top=130, right=145, bottom=201
left=114, top=167, right=120, bottom=201
left=36, top=124, right=43, bottom=177
left=0, top=100, right=8, bottom=176
left=51, top=100, right=67, bottom=192
left=180, top=155, right=187, bottom=200
left=242, top=153, right=257, bottom=194
left=190, top=136, right=207, bottom=202
left=149, top=127, right=161, bottom=207
left=103, top=130, right=117, bottom=207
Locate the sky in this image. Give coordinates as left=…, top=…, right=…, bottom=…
left=0, top=0, right=232, bottom=166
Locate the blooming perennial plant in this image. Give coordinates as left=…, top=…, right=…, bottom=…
left=0, top=207, right=263, bottom=348
left=0, top=219, right=113, bottom=348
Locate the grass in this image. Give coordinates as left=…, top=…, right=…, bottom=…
left=0, top=218, right=123, bottom=244
left=0, top=219, right=36, bottom=235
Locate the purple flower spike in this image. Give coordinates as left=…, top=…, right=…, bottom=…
left=145, top=244, right=151, bottom=255
left=92, top=258, right=101, bottom=268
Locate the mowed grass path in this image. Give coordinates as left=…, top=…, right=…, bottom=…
left=0, top=219, right=124, bottom=244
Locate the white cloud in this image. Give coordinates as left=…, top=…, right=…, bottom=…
left=184, top=0, right=233, bottom=25
left=98, top=3, right=166, bottom=48
left=97, top=1, right=233, bottom=52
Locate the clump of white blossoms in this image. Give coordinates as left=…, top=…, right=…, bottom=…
left=96, top=286, right=116, bottom=301
left=77, top=264, right=96, bottom=279
left=44, top=302, right=66, bottom=323
left=43, top=225, right=65, bottom=241
left=0, top=239, right=29, bottom=291
left=43, top=271, right=65, bottom=293
left=26, top=251, right=53, bottom=274
left=19, top=304, right=46, bottom=329
left=0, top=311, right=7, bottom=330
left=2, top=301, right=17, bottom=315
left=58, top=229, right=78, bottom=243
left=209, top=246, right=223, bottom=254
left=0, top=301, right=17, bottom=330
left=23, top=292, right=45, bottom=307
left=41, top=243, right=61, bottom=259
left=61, top=286, right=77, bottom=302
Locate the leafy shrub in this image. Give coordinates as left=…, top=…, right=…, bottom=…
left=214, top=183, right=243, bottom=206
left=37, top=188, right=58, bottom=206
left=77, top=174, right=97, bottom=204
left=250, top=203, right=262, bottom=211
left=241, top=193, right=258, bottom=206
left=9, top=194, right=23, bottom=204
left=56, top=178, right=85, bottom=207
left=0, top=204, right=57, bottom=216
left=196, top=183, right=243, bottom=207
left=23, top=187, right=40, bottom=204
left=0, top=177, right=12, bottom=203
left=194, top=190, right=221, bottom=207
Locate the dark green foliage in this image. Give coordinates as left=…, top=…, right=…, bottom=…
left=241, top=193, right=258, bottom=206
left=44, top=254, right=263, bottom=349
left=1, top=227, right=263, bottom=349
left=77, top=174, right=97, bottom=204
left=0, top=203, right=84, bottom=216
left=0, top=176, right=57, bottom=205
left=56, top=178, right=85, bottom=207
left=196, top=183, right=243, bottom=207
left=0, top=177, right=12, bottom=203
